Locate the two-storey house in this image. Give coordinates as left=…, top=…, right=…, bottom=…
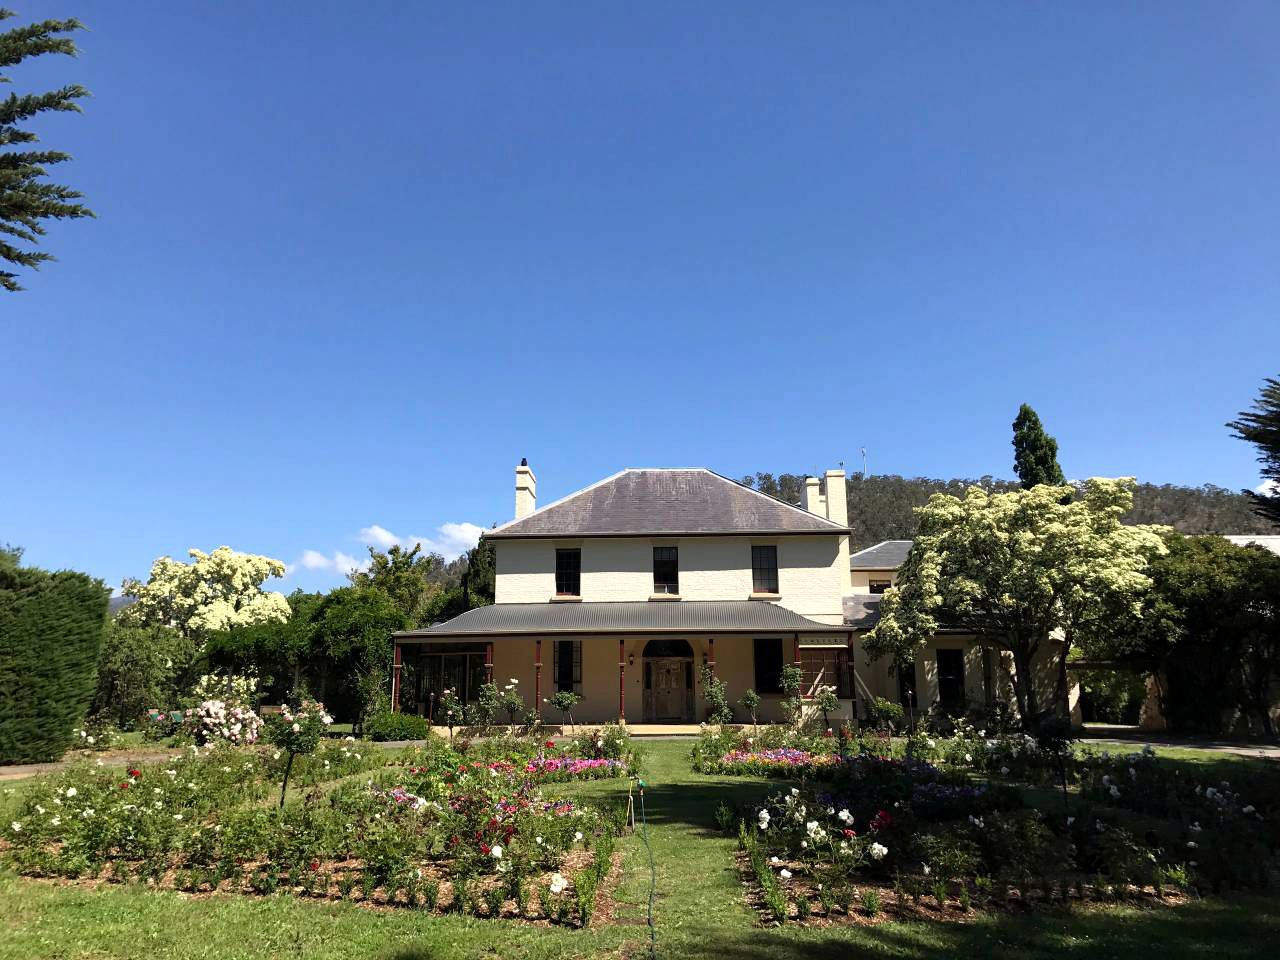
left=391, top=463, right=858, bottom=724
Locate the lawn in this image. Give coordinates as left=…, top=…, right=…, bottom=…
left=2, top=740, right=1278, bottom=960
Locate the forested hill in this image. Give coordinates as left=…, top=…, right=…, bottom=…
left=739, top=472, right=1278, bottom=552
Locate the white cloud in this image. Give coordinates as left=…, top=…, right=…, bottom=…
left=333, top=551, right=368, bottom=575
left=358, top=524, right=400, bottom=549
left=1255, top=479, right=1279, bottom=496
left=287, top=521, right=482, bottom=582
left=408, top=522, right=485, bottom=559
left=298, top=549, right=332, bottom=570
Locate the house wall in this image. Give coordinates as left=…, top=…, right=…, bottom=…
left=854, top=634, right=1067, bottom=720
left=850, top=570, right=898, bottom=592
left=494, top=536, right=845, bottom=624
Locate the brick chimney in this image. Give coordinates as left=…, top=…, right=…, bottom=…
left=514, top=458, right=537, bottom=519
left=803, top=475, right=826, bottom=516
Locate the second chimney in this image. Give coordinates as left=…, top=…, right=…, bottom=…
left=514, top=459, right=537, bottom=519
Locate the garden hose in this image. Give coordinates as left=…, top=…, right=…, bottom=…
left=637, top=779, right=657, bottom=959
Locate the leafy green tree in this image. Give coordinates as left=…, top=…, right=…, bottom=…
left=91, top=620, right=194, bottom=727
left=1228, top=376, right=1280, bottom=526
left=0, top=551, right=108, bottom=762
left=0, top=9, right=93, bottom=292
left=1093, top=533, right=1280, bottom=736
left=865, top=478, right=1165, bottom=726
left=349, top=543, right=445, bottom=626
left=461, top=537, right=495, bottom=607
left=204, top=589, right=322, bottom=702
left=308, top=586, right=407, bottom=726
left=1012, top=404, right=1066, bottom=489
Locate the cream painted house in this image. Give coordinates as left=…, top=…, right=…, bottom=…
left=393, top=463, right=859, bottom=724
left=390, top=463, right=1053, bottom=725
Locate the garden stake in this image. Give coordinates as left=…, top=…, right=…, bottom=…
left=637, top=779, right=657, bottom=960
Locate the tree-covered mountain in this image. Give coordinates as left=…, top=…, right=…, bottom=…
left=740, top=472, right=1277, bottom=551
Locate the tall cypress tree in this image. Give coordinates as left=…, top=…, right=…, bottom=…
left=1012, top=403, right=1066, bottom=489
left=1228, top=376, right=1280, bottom=526
left=0, top=8, right=93, bottom=292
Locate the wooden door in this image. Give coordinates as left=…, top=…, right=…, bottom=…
left=651, top=658, right=687, bottom=721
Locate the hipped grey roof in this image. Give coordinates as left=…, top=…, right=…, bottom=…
left=486, top=468, right=849, bottom=539
left=397, top=601, right=844, bottom=639
left=849, top=540, right=913, bottom=570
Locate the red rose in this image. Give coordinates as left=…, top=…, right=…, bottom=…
left=309, top=860, right=320, bottom=871
left=842, top=828, right=856, bottom=838
left=127, top=768, right=141, bottom=778
left=545, top=740, right=556, bottom=749
left=118, top=781, right=130, bottom=789
left=480, top=843, right=490, bottom=855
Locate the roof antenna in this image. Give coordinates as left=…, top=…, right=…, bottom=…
left=860, top=447, right=867, bottom=479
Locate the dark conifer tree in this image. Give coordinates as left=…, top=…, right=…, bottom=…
left=1012, top=403, right=1066, bottom=489
left=0, top=8, right=92, bottom=291
left=1228, top=376, right=1280, bottom=525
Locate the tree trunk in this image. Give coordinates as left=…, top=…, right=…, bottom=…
left=1011, top=645, right=1040, bottom=728
left=279, top=751, right=296, bottom=809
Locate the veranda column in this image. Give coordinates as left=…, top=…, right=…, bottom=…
left=708, top=637, right=716, bottom=677
left=534, top=639, right=543, bottom=718
left=391, top=642, right=403, bottom=713
left=618, top=638, right=626, bottom=723
left=484, top=641, right=494, bottom=684
left=847, top=631, right=857, bottom=725
left=793, top=634, right=801, bottom=668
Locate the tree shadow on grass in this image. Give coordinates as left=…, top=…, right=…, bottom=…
left=637, top=777, right=791, bottom=835
left=651, top=894, right=1280, bottom=960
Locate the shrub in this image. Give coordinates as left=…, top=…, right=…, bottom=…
left=0, top=561, right=109, bottom=763
left=738, top=688, right=761, bottom=727
left=266, top=700, right=333, bottom=807
left=866, top=697, right=905, bottom=732
left=365, top=711, right=430, bottom=742
left=546, top=690, right=581, bottom=729
left=701, top=665, right=732, bottom=724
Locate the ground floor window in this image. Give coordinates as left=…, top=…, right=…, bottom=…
left=936, top=648, right=966, bottom=713
left=753, top=637, right=784, bottom=693
left=402, top=644, right=488, bottom=718
left=799, top=647, right=852, bottom=698
left=552, top=639, right=583, bottom=695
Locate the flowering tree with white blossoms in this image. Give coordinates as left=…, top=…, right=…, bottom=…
left=866, top=478, right=1167, bottom=727
left=265, top=699, right=333, bottom=807
left=120, top=546, right=291, bottom=642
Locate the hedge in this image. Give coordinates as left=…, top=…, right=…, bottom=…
left=0, top=565, right=108, bottom=763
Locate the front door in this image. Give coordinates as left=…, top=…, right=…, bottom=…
left=651, top=658, right=687, bottom=721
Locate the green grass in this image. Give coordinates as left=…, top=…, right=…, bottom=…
left=2, top=741, right=1278, bottom=960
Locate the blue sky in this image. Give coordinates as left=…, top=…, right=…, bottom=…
left=4, top=2, right=1279, bottom=593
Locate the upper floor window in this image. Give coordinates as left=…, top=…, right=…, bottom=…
left=869, top=578, right=892, bottom=595
left=652, top=546, right=679, bottom=594
left=751, top=545, right=779, bottom=594
left=555, top=548, right=581, bottom=596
